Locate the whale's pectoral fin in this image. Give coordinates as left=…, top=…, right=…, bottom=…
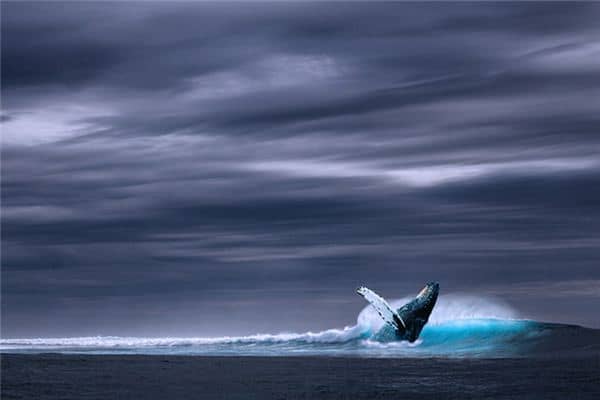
left=356, top=286, right=406, bottom=331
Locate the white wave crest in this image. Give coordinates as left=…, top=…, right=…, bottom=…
left=0, top=325, right=367, bottom=349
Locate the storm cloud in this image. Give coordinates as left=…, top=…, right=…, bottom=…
left=2, top=2, right=600, bottom=337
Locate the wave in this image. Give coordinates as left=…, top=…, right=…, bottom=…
left=0, top=325, right=368, bottom=348
left=2, top=295, right=598, bottom=357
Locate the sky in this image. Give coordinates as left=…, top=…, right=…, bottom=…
left=2, top=2, right=600, bottom=337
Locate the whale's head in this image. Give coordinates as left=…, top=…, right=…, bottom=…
left=416, top=282, right=439, bottom=315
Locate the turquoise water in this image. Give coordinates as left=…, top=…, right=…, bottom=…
left=0, top=318, right=540, bottom=357
left=2, top=296, right=596, bottom=357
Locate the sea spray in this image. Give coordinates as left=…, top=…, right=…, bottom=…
left=2, top=295, right=596, bottom=357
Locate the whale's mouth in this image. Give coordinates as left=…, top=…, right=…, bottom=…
left=1, top=294, right=598, bottom=358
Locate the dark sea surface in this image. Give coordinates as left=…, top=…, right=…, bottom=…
left=2, top=354, right=599, bottom=399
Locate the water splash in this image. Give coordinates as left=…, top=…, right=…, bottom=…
left=2, top=295, right=596, bottom=357
left=357, top=294, right=517, bottom=332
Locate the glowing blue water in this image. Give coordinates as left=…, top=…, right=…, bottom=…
left=2, top=296, right=596, bottom=357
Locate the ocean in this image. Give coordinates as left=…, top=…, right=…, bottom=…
left=2, top=295, right=599, bottom=399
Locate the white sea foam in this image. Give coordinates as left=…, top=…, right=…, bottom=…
left=0, top=294, right=519, bottom=352
left=0, top=325, right=367, bottom=348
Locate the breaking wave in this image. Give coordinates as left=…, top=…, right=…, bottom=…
left=2, top=295, right=598, bottom=357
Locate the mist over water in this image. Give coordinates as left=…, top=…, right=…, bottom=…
left=2, top=295, right=598, bottom=358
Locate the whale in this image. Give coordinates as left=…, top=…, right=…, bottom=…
left=357, top=282, right=439, bottom=342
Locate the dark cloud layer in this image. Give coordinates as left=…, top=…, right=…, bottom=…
left=2, top=2, right=600, bottom=336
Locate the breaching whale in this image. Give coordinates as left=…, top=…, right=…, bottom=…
left=357, top=282, right=439, bottom=342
